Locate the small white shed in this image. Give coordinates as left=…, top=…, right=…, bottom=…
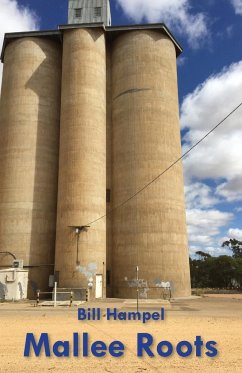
left=0, top=268, right=28, bottom=301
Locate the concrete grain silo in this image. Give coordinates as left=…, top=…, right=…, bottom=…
left=0, top=35, right=61, bottom=297
left=54, top=28, right=107, bottom=299
left=0, top=0, right=191, bottom=300
left=111, top=29, right=191, bottom=298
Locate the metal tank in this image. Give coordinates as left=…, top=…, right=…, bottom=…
left=0, top=37, right=62, bottom=297
left=55, top=28, right=106, bottom=299
left=111, top=30, right=191, bottom=298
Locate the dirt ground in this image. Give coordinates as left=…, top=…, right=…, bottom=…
left=0, top=296, right=242, bottom=372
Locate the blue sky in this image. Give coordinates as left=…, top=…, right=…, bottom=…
left=0, top=0, right=242, bottom=257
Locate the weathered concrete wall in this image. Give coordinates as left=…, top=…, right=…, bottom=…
left=111, top=30, right=191, bottom=298
left=0, top=38, right=61, bottom=298
left=55, top=28, right=106, bottom=299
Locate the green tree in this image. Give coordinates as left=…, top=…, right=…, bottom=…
left=233, top=257, right=242, bottom=287
left=222, top=238, right=242, bottom=258
left=195, top=251, right=212, bottom=261
left=190, top=254, right=241, bottom=289
left=190, top=256, right=210, bottom=288
left=206, top=256, right=235, bottom=288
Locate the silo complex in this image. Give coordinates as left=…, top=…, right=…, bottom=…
left=0, top=23, right=191, bottom=299
left=54, top=28, right=107, bottom=298
left=0, top=37, right=61, bottom=296
left=111, top=31, right=191, bottom=298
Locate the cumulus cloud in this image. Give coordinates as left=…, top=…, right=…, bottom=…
left=184, top=181, right=235, bottom=254
left=186, top=206, right=234, bottom=256
left=115, top=0, right=208, bottom=47
left=216, top=175, right=242, bottom=202
left=0, top=0, right=38, bottom=89
left=185, top=182, right=220, bottom=209
left=181, top=60, right=242, bottom=256
left=186, top=209, right=233, bottom=246
left=189, top=245, right=231, bottom=258
left=181, top=61, right=242, bottom=199
left=230, top=0, right=242, bottom=15
left=227, top=228, right=242, bottom=240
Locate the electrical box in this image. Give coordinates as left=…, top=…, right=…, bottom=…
left=12, top=259, right=24, bottom=269
left=49, top=275, right=55, bottom=288
left=0, top=269, right=28, bottom=300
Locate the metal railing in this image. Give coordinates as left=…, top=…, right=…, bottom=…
left=35, top=282, right=73, bottom=307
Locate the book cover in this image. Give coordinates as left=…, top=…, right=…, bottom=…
left=0, top=1, right=242, bottom=372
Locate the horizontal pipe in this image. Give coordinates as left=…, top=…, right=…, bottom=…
left=0, top=264, right=54, bottom=268
left=0, top=251, right=16, bottom=260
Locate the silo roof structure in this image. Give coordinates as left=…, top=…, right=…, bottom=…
left=1, top=23, right=183, bottom=62
left=0, top=30, right=62, bottom=62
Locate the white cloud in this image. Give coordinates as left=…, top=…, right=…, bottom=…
left=181, top=62, right=242, bottom=132
left=181, top=60, right=242, bottom=254
left=230, top=0, right=242, bottom=15
left=181, top=61, right=242, bottom=200
left=189, top=235, right=214, bottom=246
left=115, top=0, right=208, bottom=47
left=189, top=245, right=231, bottom=258
left=177, top=56, right=187, bottom=67
left=203, top=246, right=231, bottom=257
left=185, top=182, right=220, bottom=209
left=227, top=228, right=242, bottom=240
left=216, top=175, right=242, bottom=202
left=186, top=208, right=233, bottom=247
left=0, top=0, right=38, bottom=89
left=235, top=207, right=242, bottom=212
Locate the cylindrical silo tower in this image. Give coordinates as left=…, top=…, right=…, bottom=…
left=0, top=37, right=61, bottom=297
left=111, top=30, right=191, bottom=298
left=55, top=28, right=106, bottom=299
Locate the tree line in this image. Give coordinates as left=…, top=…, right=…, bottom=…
left=190, top=239, right=242, bottom=289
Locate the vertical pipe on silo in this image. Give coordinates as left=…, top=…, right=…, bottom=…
left=106, top=43, right=112, bottom=297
